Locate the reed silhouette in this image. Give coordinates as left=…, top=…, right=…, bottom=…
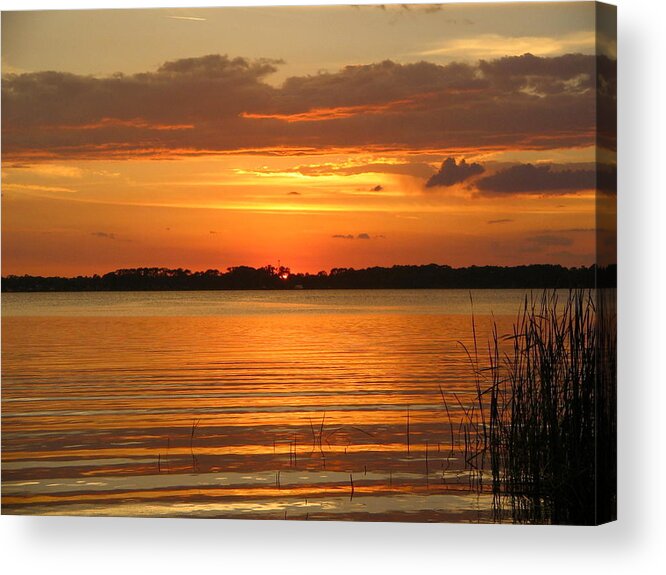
left=460, top=289, right=616, bottom=524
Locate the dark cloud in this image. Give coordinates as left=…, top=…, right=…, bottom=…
left=476, top=163, right=596, bottom=195
left=487, top=219, right=514, bottom=224
left=557, top=227, right=595, bottom=233
left=3, top=55, right=278, bottom=129
left=526, top=234, right=574, bottom=248
left=157, top=54, right=282, bottom=78
left=331, top=233, right=375, bottom=240
left=2, top=54, right=279, bottom=159
left=371, top=185, right=383, bottom=192
left=91, top=231, right=116, bottom=240
left=425, top=157, right=484, bottom=188
left=1, top=53, right=613, bottom=160
left=287, top=191, right=301, bottom=195
left=479, top=53, right=596, bottom=94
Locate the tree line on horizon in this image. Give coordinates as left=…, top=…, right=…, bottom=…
left=1, top=263, right=615, bottom=292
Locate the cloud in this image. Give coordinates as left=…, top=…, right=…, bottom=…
left=91, top=231, right=116, bottom=240
left=287, top=191, right=301, bottom=195
left=240, top=95, right=426, bottom=123
left=478, top=52, right=599, bottom=97
left=2, top=54, right=279, bottom=159
left=487, top=218, right=514, bottom=224
left=10, top=163, right=84, bottom=178
left=4, top=183, right=76, bottom=194
left=167, top=16, right=207, bottom=22
left=244, top=161, right=435, bottom=179
left=526, top=234, right=574, bottom=248
left=332, top=232, right=375, bottom=240
left=296, top=162, right=435, bottom=179
left=2, top=53, right=614, bottom=161
left=425, top=157, right=484, bottom=188
left=371, top=185, right=384, bottom=192
left=420, top=32, right=595, bottom=61
left=476, top=163, right=596, bottom=195
left=557, top=227, right=595, bottom=233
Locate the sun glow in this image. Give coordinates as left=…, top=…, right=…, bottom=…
left=1, top=2, right=608, bottom=276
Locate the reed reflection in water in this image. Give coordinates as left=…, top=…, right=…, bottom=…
left=2, top=289, right=526, bottom=522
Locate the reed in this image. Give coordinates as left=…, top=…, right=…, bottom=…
left=463, top=289, right=615, bottom=524
left=190, top=419, right=200, bottom=472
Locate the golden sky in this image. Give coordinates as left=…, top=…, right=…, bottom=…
left=1, top=3, right=616, bottom=275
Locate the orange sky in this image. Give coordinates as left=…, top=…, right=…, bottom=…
left=1, top=3, right=616, bottom=276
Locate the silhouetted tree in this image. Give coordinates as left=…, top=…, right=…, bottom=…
left=2, top=264, right=607, bottom=292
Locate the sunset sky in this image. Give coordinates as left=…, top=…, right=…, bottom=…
left=1, top=2, right=616, bottom=276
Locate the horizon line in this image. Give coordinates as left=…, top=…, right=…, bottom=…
left=2, top=261, right=611, bottom=280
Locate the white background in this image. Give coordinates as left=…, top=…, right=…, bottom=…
left=1, top=1, right=664, bottom=573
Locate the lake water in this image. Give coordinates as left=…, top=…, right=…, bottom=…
left=2, top=289, right=529, bottom=522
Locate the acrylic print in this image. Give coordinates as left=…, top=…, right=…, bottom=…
left=1, top=2, right=616, bottom=524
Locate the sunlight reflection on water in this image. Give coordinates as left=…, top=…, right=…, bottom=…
left=2, top=289, right=531, bottom=521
